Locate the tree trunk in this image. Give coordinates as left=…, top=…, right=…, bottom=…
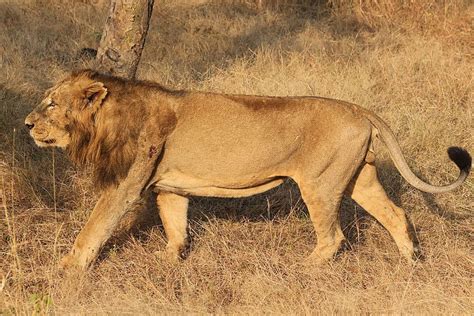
left=95, top=0, right=157, bottom=235
left=96, top=0, right=154, bottom=79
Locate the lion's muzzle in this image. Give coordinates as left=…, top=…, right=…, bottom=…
left=24, top=112, right=39, bottom=131
left=25, top=115, right=35, bottom=130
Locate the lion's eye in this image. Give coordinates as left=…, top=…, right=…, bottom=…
left=47, top=101, right=56, bottom=109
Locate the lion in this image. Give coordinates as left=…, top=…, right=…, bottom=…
left=25, top=70, right=471, bottom=270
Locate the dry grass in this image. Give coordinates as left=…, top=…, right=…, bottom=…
left=1, top=0, right=473, bottom=314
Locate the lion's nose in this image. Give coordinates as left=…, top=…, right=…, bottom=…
left=25, top=123, right=34, bottom=130
left=25, top=113, right=37, bottom=130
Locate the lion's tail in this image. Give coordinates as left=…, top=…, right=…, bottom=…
left=362, top=109, right=471, bottom=194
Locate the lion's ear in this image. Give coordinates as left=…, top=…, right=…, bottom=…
left=83, top=82, right=108, bottom=111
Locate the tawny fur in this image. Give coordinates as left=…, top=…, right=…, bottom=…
left=25, top=70, right=471, bottom=270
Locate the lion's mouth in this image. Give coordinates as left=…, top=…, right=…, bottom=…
left=34, top=137, right=56, bottom=146
left=30, top=131, right=55, bottom=145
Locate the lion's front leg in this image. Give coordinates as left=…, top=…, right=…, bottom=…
left=156, top=192, right=189, bottom=262
left=60, top=120, right=170, bottom=271
left=60, top=190, right=130, bottom=270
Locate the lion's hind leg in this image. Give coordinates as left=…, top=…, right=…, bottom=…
left=298, top=183, right=345, bottom=264
left=347, top=162, right=420, bottom=262
left=156, top=192, right=189, bottom=262
left=297, top=165, right=363, bottom=264
left=296, top=123, right=372, bottom=264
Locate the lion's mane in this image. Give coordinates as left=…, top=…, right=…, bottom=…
left=65, top=70, right=149, bottom=189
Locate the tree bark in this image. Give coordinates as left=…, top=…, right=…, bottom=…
left=94, top=0, right=156, bottom=235
left=96, top=0, right=154, bottom=79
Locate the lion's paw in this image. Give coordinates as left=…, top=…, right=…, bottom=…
left=301, top=252, right=332, bottom=267
left=58, top=254, right=86, bottom=272
left=154, top=249, right=182, bottom=264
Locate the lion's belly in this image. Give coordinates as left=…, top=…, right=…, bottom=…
left=149, top=129, right=301, bottom=197
left=152, top=170, right=285, bottom=198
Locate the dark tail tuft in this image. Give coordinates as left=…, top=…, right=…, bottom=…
left=447, top=147, right=472, bottom=173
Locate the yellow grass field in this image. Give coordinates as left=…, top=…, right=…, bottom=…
left=1, top=0, right=473, bottom=314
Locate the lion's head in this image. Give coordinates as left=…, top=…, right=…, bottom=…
left=25, top=71, right=108, bottom=148
left=25, top=70, right=144, bottom=189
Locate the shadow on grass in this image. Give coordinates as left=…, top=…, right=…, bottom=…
left=119, top=160, right=426, bottom=261
left=0, top=86, right=75, bottom=208
left=141, top=1, right=373, bottom=82
left=0, top=86, right=34, bottom=151
left=145, top=157, right=468, bottom=255
left=378, top=160, right=471, bottom=222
